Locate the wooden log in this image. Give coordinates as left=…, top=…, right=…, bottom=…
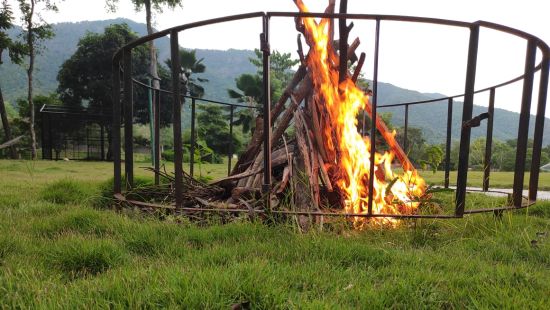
left=307, top=90, right=329, bottom=163
left=338, top=0, right=349, bottom=83
left=271, top=65, right=307, bottom=123
left=271, top=94, right=300, bottom=148
left=352, top=52, right=366, bottom=83
left=275, top=165, right=292, bottom=194
left=317, top=151, right=333, bottom=192
left=231, top=117, right=263, bottom=175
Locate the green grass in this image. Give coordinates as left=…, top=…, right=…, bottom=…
left=0, top=159, right=549, bottom=308
left=422, top=170, right=550, bottom=190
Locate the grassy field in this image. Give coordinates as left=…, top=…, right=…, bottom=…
left=0, top=159, right=549, bottom=308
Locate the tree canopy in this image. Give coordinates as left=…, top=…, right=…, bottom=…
left=164, top=49, right=208, bottom=98
left=57, top=24, right=148, bottom=115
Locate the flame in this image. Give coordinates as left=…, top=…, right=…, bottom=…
left=296, top=0, right=426, bottom=227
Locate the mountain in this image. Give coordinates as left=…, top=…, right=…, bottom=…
left=375, top=82, right=542, bottom=144
left=1, top=18, right=548, bottom=145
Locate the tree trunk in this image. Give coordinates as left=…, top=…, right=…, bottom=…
left=27, top=0, right=37, bottom=160
left=0, top=83, right=17, bottom=158
left=145, top=0, right=160, bottom=91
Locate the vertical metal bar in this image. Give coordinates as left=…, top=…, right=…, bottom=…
left=86, top=125, right=89, bottom=159
left=403, top=104, right=409, bottom=152
left=170, top=30, right=183, bottom=208
left=147, top=78, right=154, bottom=166
left=262, top=16, right=272, bottom=209
left=48, top=114, right=53, bottom=160
left=112, top=58, right=122, bottom=192
left=444, top=98, right=453, bottom=188
left=100, top=123, right=105, bottom=161
left=338, top=0, right=349, bottom=83
left=483, top=88, right=495, bottom=191
left=190, top=97, right=196, bottom=177
left=123, top=48, right=134, bottom=190
left=40, top=111, right=45, bottom=159
left=154, top=88, right=161, bottom=185
left=367, top=19, right=380, bottom=216
left=228, top=105, right=234, bottom=176
left=362, top=109, right=367, bottom=137
left=529, top=56, right=549, bottom=201
left=512, top=39, right=537, bottom=207
left=455, top=24, right=480, bottom=216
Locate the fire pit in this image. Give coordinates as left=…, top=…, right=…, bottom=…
left=111, top=0, right=549, bottom=228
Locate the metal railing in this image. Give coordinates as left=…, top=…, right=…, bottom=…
left=112, top=11, right=550, bottom=218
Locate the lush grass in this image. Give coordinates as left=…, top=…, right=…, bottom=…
left=0, top=159, right=549, bottom=308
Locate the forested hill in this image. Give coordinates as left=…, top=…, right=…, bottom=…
left=1, top=18, right=257, bottom=104
left=1, top=18, right=549, bottom=145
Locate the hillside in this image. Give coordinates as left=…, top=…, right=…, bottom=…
left=1, top=18, right=548, bottom=144
left=376, top=82, right=542, bottom=144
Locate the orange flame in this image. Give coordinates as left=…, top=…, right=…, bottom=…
left=296, top=0, right=426, bottom=227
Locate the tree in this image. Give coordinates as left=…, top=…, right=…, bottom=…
left=57, top=23, right=151, bottom=159
left=419, top=145, right=444, bottom=174
left=228, top=49, right=298, bottom=134
left=18, top=0, right=60, bottom=159
left=164, top=49, right=208, bottom=98
left=106, top=0, right=183, bottom=93
left=0, top=0, right=25, bottom=158
left=197, top=104, right=242, bottom=156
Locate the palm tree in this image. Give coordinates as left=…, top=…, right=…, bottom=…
left=227, top=74, right=263, bottom=134
left=165, top=49, right=208, bottom=98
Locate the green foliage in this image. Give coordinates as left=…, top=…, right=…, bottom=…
left=448, top=137, right=549, bottom=172
left=197, top=104, right=242, bottom=156
left=57, top=24, right=147, bottom=107
left=105, top=0, right=183, bottom=13
left=419, top=145, right=444, bottom=174
left=164, top=49, right=207, bottom=98
left=40, top=178, right=88, bottom=204
left=0, top=0, right=26, bottom=65
left=228, top=49, right=299, bottom=133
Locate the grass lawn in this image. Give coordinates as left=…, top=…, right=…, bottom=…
left=1, top=159, right=549, bottom=308
left=422, top=170, right=550, bottom=190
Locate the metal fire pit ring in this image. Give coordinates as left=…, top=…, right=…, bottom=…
left=111, top=11, right=549, bottom=219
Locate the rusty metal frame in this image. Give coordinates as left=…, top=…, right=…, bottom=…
left=111, top=11, right=550, bottom=219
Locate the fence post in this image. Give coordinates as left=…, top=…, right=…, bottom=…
left=455, top=24, right=480, bottom=216
left=154, top=88, right=161, bottom=185
left=228, top=105, right=234, bottom=176
left=529, top=55, right=550, bottom=201
left=512, top=39, right=537, bottom=207
left=367, top=18, right=380, bottom=216
left=123, top=48, right=134, bottom=190
left=444, top=98, right=453, bottom=188
left=261, top=16, right=272, bottom=209
left=190, top=97, right=196, bottom=177
left=483, top=88, right=495, bottom=191
left=170, top=30, right=183, bottom=208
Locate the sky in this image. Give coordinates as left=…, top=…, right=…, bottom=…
left=11, top=0, right=550, bottom=116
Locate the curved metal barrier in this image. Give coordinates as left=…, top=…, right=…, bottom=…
left=112, top=11, right=550, bottom=219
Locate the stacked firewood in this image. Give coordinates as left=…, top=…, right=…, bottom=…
left=210, top=0, right=362, bottom=228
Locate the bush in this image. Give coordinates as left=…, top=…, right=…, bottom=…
left=40, top=179, right=88, bottom=204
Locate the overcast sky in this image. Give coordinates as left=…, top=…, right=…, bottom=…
left=12, top=0, right=550, bottom=116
